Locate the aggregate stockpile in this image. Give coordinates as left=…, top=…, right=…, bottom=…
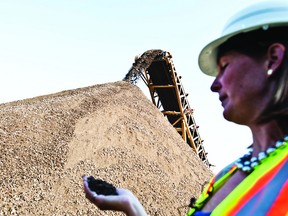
left=0, top=74, right=212, bottom=216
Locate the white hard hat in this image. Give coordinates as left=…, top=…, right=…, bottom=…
left=198, top=1, right=288, bottom=76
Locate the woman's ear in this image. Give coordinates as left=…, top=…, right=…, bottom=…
left=266, top=43, right=286, bottom=76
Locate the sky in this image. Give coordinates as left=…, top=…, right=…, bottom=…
left=0, top=0, right=266, bottom=173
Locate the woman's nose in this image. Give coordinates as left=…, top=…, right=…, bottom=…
left=210, top=78, right=221, bottom=92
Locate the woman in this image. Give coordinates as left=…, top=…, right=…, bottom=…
left=83, top=2, right=288, bottom=215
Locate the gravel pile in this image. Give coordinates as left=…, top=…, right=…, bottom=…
left=0, top=81, right=212, bottom=215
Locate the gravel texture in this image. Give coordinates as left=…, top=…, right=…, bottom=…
left=0, top=81, right=212, bottom=216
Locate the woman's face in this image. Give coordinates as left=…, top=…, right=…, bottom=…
left=211, top=50, right=271, bottom=125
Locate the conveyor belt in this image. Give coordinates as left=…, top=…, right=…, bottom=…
left=124, top=49, right=210, bottom=167
left=147, top=60, right=182, bottom=127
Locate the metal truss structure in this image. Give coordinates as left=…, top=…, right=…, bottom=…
left=124, top=49, right=210, bottom=167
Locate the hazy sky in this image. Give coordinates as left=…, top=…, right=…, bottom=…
left=0, top=0, right=265, bottom=172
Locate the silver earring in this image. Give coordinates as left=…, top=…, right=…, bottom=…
left=267, top=69, right=273, bottom=76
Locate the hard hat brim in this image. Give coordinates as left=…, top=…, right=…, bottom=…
left=198, top=23, right=288, bottom=76
left=198, top=25, right=262, bottom=77
left=198, top=1, right=288, bottom=76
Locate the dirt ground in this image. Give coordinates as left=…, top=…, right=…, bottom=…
left=0, top=81, right=213, bottom=216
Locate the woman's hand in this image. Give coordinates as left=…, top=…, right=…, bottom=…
left=82, top=176, right=148, bottom=216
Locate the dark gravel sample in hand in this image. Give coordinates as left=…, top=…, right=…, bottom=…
left=87, top=176, right=118, bottom=195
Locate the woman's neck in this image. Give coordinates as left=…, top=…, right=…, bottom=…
left=249, top=120, right=287, bottom=157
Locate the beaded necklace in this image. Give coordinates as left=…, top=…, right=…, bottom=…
left=235, top=135, right=288, bottom=173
